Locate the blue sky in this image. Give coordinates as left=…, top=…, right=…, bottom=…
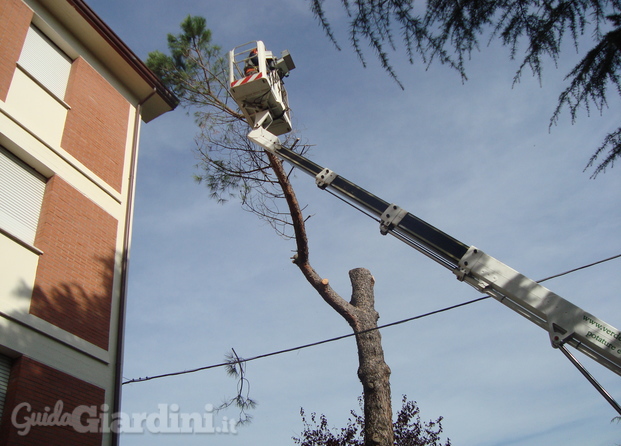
left=86, top=1, right=621, bottom=444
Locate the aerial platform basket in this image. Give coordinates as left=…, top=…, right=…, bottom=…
left=228, top=41, right=295, bottom=136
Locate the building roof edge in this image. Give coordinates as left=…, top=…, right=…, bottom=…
left=66, top=0, right=179, bottom=118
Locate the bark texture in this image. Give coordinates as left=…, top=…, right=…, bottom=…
left=350, top=268, right=393, bottom=446
left=268, top=152, right=394, bottom=446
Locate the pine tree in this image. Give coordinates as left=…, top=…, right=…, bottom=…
left=147, top=16, right=398, bottom=445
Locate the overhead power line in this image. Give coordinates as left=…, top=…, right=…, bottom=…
left=122, top=252, right=621, bottom=385
left=123, top=296, right=490, bottom=385
left=536, top=253, right=621, bottom=282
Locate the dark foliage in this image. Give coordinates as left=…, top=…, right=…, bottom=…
left=310, top=0, right=621, bottom=175
left=293, top=395, right=451, bottom=446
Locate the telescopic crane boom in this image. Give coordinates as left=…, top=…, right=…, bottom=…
left=229, top=42, right=621, bottom=414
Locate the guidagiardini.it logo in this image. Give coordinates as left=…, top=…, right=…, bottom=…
left=11, top=400, right=239, bottom=435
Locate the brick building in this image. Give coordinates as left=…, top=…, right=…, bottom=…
left=0, top=0, right=177, bottom=444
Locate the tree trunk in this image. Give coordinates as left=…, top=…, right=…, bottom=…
left=349, top=268, right=394, bottom=446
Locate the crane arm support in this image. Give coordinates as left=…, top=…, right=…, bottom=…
left=240, top=42, right=621, bottom=410
left=248, top=129, right=621, bottom=378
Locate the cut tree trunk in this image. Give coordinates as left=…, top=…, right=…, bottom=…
left=349, top=268, right=394, bottom=446
left=268, top=152, right=394, bottom=446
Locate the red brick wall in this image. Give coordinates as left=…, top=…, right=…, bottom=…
left=0, top=0, right=32, bottom=101
left=0, top=356, right=105, bottom=446
left=30, top=175, right=118, bottom=350
left=62, top=57, right=131, bottom=193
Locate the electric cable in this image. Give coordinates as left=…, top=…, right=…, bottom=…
left=536, top=253, right=621, bottom=282
left=123, top=295, right=489, bottom=385
left=122, top=252, right=620, bottom=385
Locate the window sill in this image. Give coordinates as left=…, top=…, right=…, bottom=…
left=0, top=227, right=43, bottom=255
left=15, top=63, right=71, bottom=110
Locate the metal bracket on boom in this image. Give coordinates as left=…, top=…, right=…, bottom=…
left=380, top=204, right=408, bottom=235
left=454, top=246, right=485, bottom=284
left=453, top=247, right=495, bottom=294
left=315, top=168, right=337, bottom=189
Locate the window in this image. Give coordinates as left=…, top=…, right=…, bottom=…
left=17, top=25, right=72, bottom=100
left=0, top=146, right=46, bottom=246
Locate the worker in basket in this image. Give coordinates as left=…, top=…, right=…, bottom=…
left=244, top=48, right=276, bottom=76
left=244, top=49, right=259, bottom=76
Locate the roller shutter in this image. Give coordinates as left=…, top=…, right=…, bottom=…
left=0, top=146, right=46, bottom=245
left=0, top=355, right=12, bottom=423
left=18, top=25, right=72, bottom=100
